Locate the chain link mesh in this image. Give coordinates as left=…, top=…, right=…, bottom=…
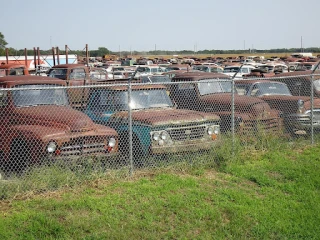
left=0, top=70, right=319, bottom=198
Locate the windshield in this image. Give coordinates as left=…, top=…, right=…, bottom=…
left=223, top=67, right=240, bottom=73
left=141, top=76, right=171, bottom=83
left=12, top=84, right=69, bottom=107
left=48, top=68, right=67, bottom=79
left=252, top=83, right=292, bottom=96
left=9, top=67, right=25, bottom=76
left=258, top=65, right=274, bottom=72
left=198, top=79, right=232, bottom=95
left=192, top=66, right=209, bottom=72
left=104, top=89, right=173, bottom=110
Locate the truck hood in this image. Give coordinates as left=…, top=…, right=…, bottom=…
left=14, top=105, right=96, bottom=132
left=111, top=108, right=220, bottom=126
left=200, top=93, right=272, bottom=116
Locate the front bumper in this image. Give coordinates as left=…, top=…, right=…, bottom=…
left=285, top=113, right=320, bottom=131
left=149, top=137, right=219, bottom=154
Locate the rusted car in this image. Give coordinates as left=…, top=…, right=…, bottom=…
left=242, top=68, right=276, bottom=79
left=85, top=84, right=221, bottom=157
left=170, top=72, right=282, bottom=133
left=0, top=63, right=29, bottom=77
left=0, top=75, right=119, bottom=175
left=234, top=79, right=320, bottom=134
left=274, top=70, right=320, bottom=97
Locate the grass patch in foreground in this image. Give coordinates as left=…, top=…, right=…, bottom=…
left=0, top=137, right=320, bottom=239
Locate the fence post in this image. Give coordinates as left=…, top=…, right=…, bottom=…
left=86, top=44, right=89, bottom=66
left=56, top=47, right=60, bottom=65
left=310, top=61, right=320, bottom=144
left=5, top=48, right=8, bottom=64
left=33, top=47, right=37, bottom=70
left=52, top=47, right=56, bottom=66
left=37, top=47, right=40, bottom=66
left=311, top=73, right=314, bottom=144
left=128, top=67, right=140, bottom=176
left=65, top=45, right=68, bottom=64
left=24, top=48, right=27, bottom=69
left=231, top=65, right=243, bottom=157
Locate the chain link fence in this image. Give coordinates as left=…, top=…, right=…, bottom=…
left=0, top=71, right=319, bottom=198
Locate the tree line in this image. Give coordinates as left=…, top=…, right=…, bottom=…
left=1, top=32, right=319, bottom=57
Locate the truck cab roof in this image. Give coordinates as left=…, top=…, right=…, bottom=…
left=0, top=75, right=66, bottom=87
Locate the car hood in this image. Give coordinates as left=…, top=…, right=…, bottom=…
left=260, top=95, right=320, bottom=113
left=111, top=108, right=220, bottom=126
left=200, top=93, right=272, bottom=115
left=14, top=105, right=96, bottom=132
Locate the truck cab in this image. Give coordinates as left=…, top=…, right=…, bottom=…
left=47, top=64, right=93, bottom=108
left=0, top=64, right=29, bottom=77
left=0, top=75, right=119, bottom=175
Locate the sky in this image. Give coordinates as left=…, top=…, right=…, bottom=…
left=1, top=0, right=319, bottom=52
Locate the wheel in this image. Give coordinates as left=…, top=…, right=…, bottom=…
left=119, top=132, right=145, bottom=167
left=9, top=140, right=31, bottom=174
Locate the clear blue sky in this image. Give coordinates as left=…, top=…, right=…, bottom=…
left=1, top=0, right=319, bottom=52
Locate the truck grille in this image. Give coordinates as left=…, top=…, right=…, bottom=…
left=241, top=117, right=282, bottom=133
left=167, top=125, right=206, bottom=141
left=60, top=136, right=106, bottom=156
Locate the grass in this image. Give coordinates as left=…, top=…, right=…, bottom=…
left=0, top=133, right=320, bottom=239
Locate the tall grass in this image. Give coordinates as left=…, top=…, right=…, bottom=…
left=0, top=131, right=313, bottom=200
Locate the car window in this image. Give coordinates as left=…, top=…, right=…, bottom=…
left=241, top=68, right=249, bottom=74
left=235, top=85, right=249, bottom=95
left=0, top=90, right=7, bottom=106
left=70, top=68, right=85, bottom=80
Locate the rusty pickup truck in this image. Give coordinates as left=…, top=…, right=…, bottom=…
left=85, top=84, right=221, bottom=158
left=235, top=79, right=320, bottom=135
left=0, top=75, right=119, bottom=176
left=170, top=72, right=283, bottom=133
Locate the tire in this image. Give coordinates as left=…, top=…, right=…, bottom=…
left=9, top=139, right=31, bottom=174
left=119, top=132, right=144, bottom=167
left=0, top=151, right=7, bottom=180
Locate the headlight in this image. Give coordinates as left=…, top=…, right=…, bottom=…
left=213, top=125, right=220, bottom=134
left=47, top=141, right=57, bottom=153
left=160, top=131, right=169, bottom=141
left=208, top=125, right=220, bottom=135
left=108, top=138, right=116, bottom=148
left=153, top=132, right=160, bottom=141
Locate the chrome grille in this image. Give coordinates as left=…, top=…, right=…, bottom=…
left=60, top=136, right=106, bottom=156
left=242, top=117, right=282, bottom=132
left=167, top=125, right=206, bottom=141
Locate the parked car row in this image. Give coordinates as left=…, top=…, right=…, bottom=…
left=1, top=64, right=319, bottom=177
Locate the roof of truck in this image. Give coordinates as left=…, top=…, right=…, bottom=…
left=172, top=72, right=230, bottom=81
left=0, top=63, right=26, bottom=69
left=0, top=75, right=66, bottom=87
left=51, top=64, right=87, bottom=69
left=92, top=84, right=167, bottom=91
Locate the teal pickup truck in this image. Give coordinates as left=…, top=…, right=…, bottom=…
left=85, top=84, right=221, bottom=157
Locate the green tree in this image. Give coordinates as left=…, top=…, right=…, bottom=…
left=0, top=32, right=8, bottom=49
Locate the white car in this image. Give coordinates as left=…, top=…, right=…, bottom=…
left=223, top=65, right=256, bottom=79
